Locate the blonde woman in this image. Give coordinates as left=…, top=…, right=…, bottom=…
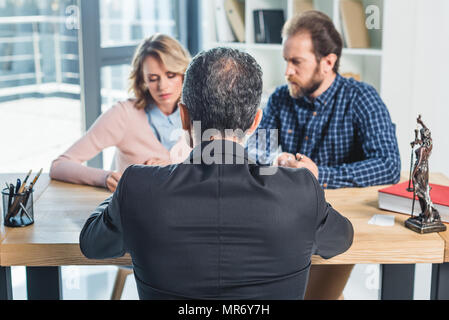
left=50, top=34, right=192, bottom=192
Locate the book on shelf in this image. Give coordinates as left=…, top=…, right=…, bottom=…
left=215, top=0, right=236, bottom=42
left=224, top=0, right=245, bottom=43
left=378, top=181, right=449, bottom=223
left=293, top=0, right=314, bottom=15
left=340, top=0, right=370, bottom=48
left=253, top=10, right=285, bottom=44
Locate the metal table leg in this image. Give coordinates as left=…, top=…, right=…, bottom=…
left=0, top=267, right=13, bottom=300
left=380, top=264, right=415, bottom=300
left=26, top=266, right=62, bottom=300
left=431, top=263, right=449, bottom=300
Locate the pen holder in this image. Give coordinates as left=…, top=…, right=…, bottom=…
left=2, top=188, right=34, bottom=227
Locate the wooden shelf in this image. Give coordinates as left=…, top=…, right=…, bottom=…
left=209, top=42, right=282, bottom=51
left=342, top=48, right=383, bottom=56
left=203, top=0, right=385, bottom=94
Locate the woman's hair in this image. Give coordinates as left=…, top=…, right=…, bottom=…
left=129, top=33, right=191, bottom=110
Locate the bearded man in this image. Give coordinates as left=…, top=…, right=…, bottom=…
left=247, top=11, right=401, bottom=299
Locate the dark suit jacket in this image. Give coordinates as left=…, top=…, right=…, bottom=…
left=80, top=140, right=353, bottom=299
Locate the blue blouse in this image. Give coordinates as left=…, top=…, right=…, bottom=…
left=145, top=104, right=183, bottom=151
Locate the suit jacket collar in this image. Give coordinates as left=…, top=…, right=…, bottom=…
left=187, top=140, right=249, bottom=165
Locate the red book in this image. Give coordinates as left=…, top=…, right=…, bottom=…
left=378, top=181, right=449, bottom=222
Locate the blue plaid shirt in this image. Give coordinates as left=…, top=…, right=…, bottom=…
left=247, top=74, right=401, bottom=189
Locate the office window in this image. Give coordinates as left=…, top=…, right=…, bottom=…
left=93, top=0, right=182, bottom=170
left=0, top=0, right=81, bottom=172
left=2, top=0, right=193, bottom=300
left=101, top=64, right=131, bottom=112
left=100, top=64, right=131, bottom=170
left=100, top=0, right=180, bottom=47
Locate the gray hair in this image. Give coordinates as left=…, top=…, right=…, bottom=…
left=181, top=47, right=263, bottom=139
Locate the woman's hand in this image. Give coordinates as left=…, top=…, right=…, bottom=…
left=145, top=158, right=171, bottom=167
left=105, top=171, right=122, bottom=192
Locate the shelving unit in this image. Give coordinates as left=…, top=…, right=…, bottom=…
left=202, top=0, right=385, bottom=106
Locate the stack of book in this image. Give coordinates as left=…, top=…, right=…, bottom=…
left=215, top=0, right=287, bottom=45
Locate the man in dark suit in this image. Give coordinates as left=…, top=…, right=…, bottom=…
left=79, top=47, right=353, bottom=300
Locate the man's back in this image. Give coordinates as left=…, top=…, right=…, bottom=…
left=80, top=48, right=353, bottom=300
left=80, top=140, right=353, bottom=299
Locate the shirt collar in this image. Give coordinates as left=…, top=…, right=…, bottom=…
left=315, top=73, right=343, bottom=106
left=167, top=106, right=180, bottom=123
left=146, top=104, right=180, bottom=125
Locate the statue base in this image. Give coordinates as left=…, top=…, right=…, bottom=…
left=405, top=216, right=447, bottom=234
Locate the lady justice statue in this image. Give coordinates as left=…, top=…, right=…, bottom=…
left=405, top=115, right=446, bottom=233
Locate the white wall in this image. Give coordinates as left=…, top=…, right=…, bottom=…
left=382, top=0, right=449, bottom=178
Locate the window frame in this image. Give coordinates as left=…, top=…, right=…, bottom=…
left=77, top=0, right=200, bottom=168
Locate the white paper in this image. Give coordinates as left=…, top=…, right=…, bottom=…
left=368, top=214, right=395, bottom=227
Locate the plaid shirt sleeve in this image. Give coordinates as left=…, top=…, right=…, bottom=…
left=318, top=86, right=401, bottom=188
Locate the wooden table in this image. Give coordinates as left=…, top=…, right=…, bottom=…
left=1, top=173, right=448, bottom=300
left=322, top=173, right=449, bottom=300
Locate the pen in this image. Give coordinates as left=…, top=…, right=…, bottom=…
left=5, top=187, right=25, bottom=222
left=18, top=170, right=32, bottom=193
left=15, top=179, right=21, bottom=194
left=19, top=186, right=33, bottom=222
left=5, top=184, right=16, bottom=224
left=19, top=202, right=32, bottom=222
left=8, top=184, right=14, bottom=210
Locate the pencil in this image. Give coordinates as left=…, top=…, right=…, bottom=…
left=29, top=168, right=43, bottom=190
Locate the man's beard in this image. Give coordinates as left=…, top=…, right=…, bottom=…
left=287, top=66, right=323, bottom=99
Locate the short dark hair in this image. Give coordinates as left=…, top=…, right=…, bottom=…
left=181, top=47, right=263, bottom=138
left=282, top=11, right=342, bottom=73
